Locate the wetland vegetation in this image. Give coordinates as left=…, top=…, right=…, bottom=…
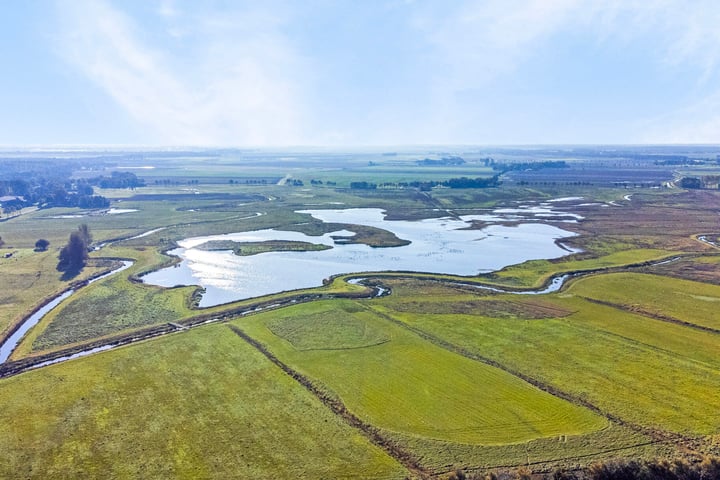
left=1, top=146, right=719, bottom=478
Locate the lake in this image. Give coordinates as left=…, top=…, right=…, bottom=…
left=143, top=206, right=581, bottom=307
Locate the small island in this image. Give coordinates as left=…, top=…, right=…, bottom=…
left=195, top=239, right=332, bottom=256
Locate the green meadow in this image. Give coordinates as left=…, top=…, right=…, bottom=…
left=372, top=279, right=720, bottom=436
left=567, top=272, right=720, bottom=330
left=0, top=249, right=106, bottom=339
left=0, top=325, right=407, bottom=479
left=238, top=299, right=607, bottom=445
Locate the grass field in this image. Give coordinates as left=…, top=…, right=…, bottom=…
left=0, top=248, right=106, bottom=340
left=17, top=246, right=197, bottom=356
left=371, top=279, right=720, bottom=436
left=0, top=325, right=408, bottom=479
left=567, top=272, right=720, bottom=330
left=237, top=299, right=606, bottom=445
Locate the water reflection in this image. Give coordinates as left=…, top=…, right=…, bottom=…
left=143, top=208, right=581, bottom=307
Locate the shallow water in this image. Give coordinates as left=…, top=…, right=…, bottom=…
left=143, top=207, right=581, bottom=307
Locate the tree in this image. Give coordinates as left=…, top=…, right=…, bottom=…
left=678, top=177, right=702, bottom=189
left=77, top=223, right=92, bottom=248
left=57, top=231, right=88, bottom=273
left=34, top=239, right=50, bottom=252
left=57, top=224, right=92, bottom=273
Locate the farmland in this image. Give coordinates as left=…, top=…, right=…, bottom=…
left=0, top=325, right=407, bottom=479
left=238, top=299, right=607, bottom=445
left=370, top=280, right=720, bottom=435
left=1, top=146, right=720, bottom=478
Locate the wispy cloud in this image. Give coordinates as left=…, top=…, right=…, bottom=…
left=419, top=0, right=579, bottom=87
left=55, top=0, right=307, bottom=145
left=590, top=0, right=720, bottom=141
left=417, top=0, right=720, bottom=84
left=51, top=0, right=720, bottom=145
left=157, top=0, right=178, bottom=19
left=406, top=0, right=720, bottom=143
left=640, top=89, right=720, bottom=143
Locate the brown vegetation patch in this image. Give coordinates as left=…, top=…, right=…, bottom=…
left=638, top=256, right=720, bottom=285
left=563, top=191, right=720, bottom=253
left=382, top=209, right=447, bottom=221
left=195, top=239, right=331, bottom=256
left=284, top=221, right=410, bottom=247
left=389, top=299, right=574, bottom=319
left=377, top=278, right=498, bottom=298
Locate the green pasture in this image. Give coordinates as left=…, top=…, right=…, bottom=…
left=15, top=244, right=375, bottom=357
left=370, top=281, right=720, bottom=435
left=266, top=309, right=390, bottom=350
left=0, top=325, right=407, bottom=479
left=238, top=299, right=606, bottom=445
left=567, top=272, right=720, bottom=330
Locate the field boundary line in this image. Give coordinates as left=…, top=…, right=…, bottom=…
left=362, top=304, right=700, bottom=453
left=226, top=324, right=431, bottom=479
left=580, top=297, right=720, bottom=335
left=361, top=304, right=629, bottom=428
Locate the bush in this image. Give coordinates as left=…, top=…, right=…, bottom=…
left=34, top=238, right=50, bottom=251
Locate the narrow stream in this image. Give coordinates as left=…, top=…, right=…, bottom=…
left=698, top=235, right=720, bottom=249
left=0, top=260, right=133, bottom=364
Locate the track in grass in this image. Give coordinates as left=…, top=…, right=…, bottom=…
left=238, top=300, right=606, bottom=446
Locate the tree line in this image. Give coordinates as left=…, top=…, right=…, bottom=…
left=0, top=167, right=144, bottom=215
left=350, top=175, right=501, bottom=191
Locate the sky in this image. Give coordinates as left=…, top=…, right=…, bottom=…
left=1, top=0, right=719, bottom=146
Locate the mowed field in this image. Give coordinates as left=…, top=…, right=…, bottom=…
left=237, top=299, right=607, bottom=446
left=567, top=272, right=720, bottom=331
left=0, top=325, right=407, bottom=479
left=372, top=275, right=720, bottom=436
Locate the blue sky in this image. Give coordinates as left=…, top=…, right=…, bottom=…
left=1, top=0, right=719, bottom=146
